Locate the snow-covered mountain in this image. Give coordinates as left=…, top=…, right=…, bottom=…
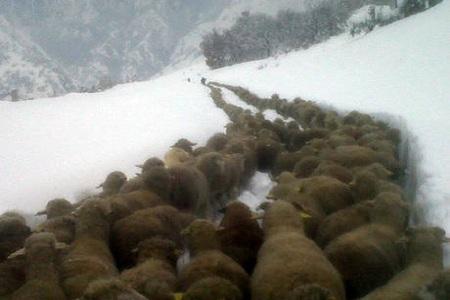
left=0, top=0, right=311, bottom=99
left=0, top=16, right=73, bottom=100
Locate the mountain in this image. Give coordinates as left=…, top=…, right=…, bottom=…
left=0, top=16, right=73, bottom=100
left=0, top=0, right=311, bottom=99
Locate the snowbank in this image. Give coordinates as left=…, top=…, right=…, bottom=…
left=209, top=1, right=450, bottom=259
left=0, top=68, right=228, bottom=213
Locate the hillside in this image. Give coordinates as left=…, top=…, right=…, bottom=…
left=0, top=0, right=308, bottom=99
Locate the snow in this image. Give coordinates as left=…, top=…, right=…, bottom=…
left=0, top=68, right=228, bottom=214
left=207, top=1, right=450, bottom=261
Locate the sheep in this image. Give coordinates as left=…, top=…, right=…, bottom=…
left=252, top=201, right=345, bottom=300
left=327, top=134, right=356, bottom=148
left=295, top=176, right=354, bottom=215
left=195, top=152, right=228, bottom=199
left=315, top=200, right=373, bottom=247
left=324, top=192, right=409, bottom=298
left=218, top=201, right=264, bottom=273
left=111, top=189, right=165, bottom=221
left=35, top=215, right=76, bottom=244
left=118, top=176, right=144, bottom=194
left=9, top=232, right=67, bottom=300
left=178, top=219, right=249, bottom=296
left=206, top=133, right=229, bottom=151
left=60, top=198, right=118, bottom=299
left=164, top=148, right=192, bottom=168
left=0, top=212, right=31, bottom=262
left=311, top=160, right=353, bottom=184
left=352, top=162, right=393, bottom=180
left=97, top=171, right=127, bottom=197
left=140, top=166, right=172, bottom=200
left=255, top=137, right=283, bottom=171
left=362, top=226, right=446, bottom=300
left=168, top=164, right=211, bottom=218
left=120, top=237, right=182, bottom=299
left=171, top=139, right=197, bottom=154
left=80, top=278, right=147, bottom=300
left=289, top=128, right=329, bottom=151
left=417, top=268, right=450, bottom=300
left=292, top=155, right=322, bottom=178
left=36, top=198, right=74, bottom=219
left=0, top=255, right=26, bottom=297
left=182, top=277, right=243, bottom=300
left=350, top=170, right=404, bottom=201
left=321, top=145, right=378, bottom=168
left=223, top=138, right=257, bottom=186
left=112, top=205, right=191, bottom=269
left=272, top=146, right=317, bottom=176
left=135, top=157, right=165, bottom=173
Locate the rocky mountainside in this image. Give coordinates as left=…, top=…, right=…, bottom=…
left=0, top=0, right=308, bottom=100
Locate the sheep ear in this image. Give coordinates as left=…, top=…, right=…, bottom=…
left=174, top=293, right=184, bottom=300
left=8, top=248, right=26, bottom=260
left=299, top=211, right=312, bottom=219
left=35, top=210, right=47, bottom=216
left=55, top=242, right=68, bottom=251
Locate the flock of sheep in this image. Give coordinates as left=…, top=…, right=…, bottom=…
left=0, top=82, right=449, bottom=300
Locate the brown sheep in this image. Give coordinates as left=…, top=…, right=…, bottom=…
left=272, top=146, right=317, bottom=176
left=120, top=237, right=182, bottom=299
left=0, top=256, right=26, bottom=297
left=178, top=220, right=249, bottom=296
left=350, top=171, right=404, bottom=201
left=80, top=278, right=147, bottom=300
left=60, top=198, right=118, bottom=299
left=289, top=128, right=329, bottom=152
left=293, top=155, right=322, bottom=178
left=140, top=166, right=172, bottom=200
left=315, top=200, right=373, bottom=247
left=0, top=212, right=31, bottom=262
left=324, top=193, right=409, bottom=298
left=218, top=201, right=264, bottom=273
left=107, top=189, right=164, bottom=221
left=362, top=226, right=446, bottom=300
left=135, top=157, right=165, bottom=173
left=417, top=268, right=450, bottom=300
left=311, top=161, right=353, bottom=184
left=182, top=277, right=243, bottom=300
left=164, top=148, right=192, bottom=168
left=168, top=164, right=211, bottom=218
left=352, top=162, right=393, bottom=180
left=321, top=145, right=378, bottom=168
left=97, top=171, right=127, bottom=197
left=255, top=137, right=283, bottom=171
left=171, top=139, right=197, bottom=154
left=36, top=198, right=74, bottom=219
left=112, top=205, right=191, bottom=269
left=118, top=176, right=144, bottom=194
left=9, top=232, right=67, bottom=300
left=295, top=176, right=354, bottom=215
left=35, top=215, right=76, bottom=244
left=206, top=133, right=229, bottom=151
left=252, top=201, right=345, bottom=300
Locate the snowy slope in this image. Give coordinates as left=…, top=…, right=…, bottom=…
left=208, top=0, right=450, bottom=255
left=0, top=66, right=227, bottom=213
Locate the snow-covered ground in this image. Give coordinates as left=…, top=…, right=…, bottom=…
left=208, top=1, right=450, bottom=259
left=0, top=69, right=227, bottom=213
